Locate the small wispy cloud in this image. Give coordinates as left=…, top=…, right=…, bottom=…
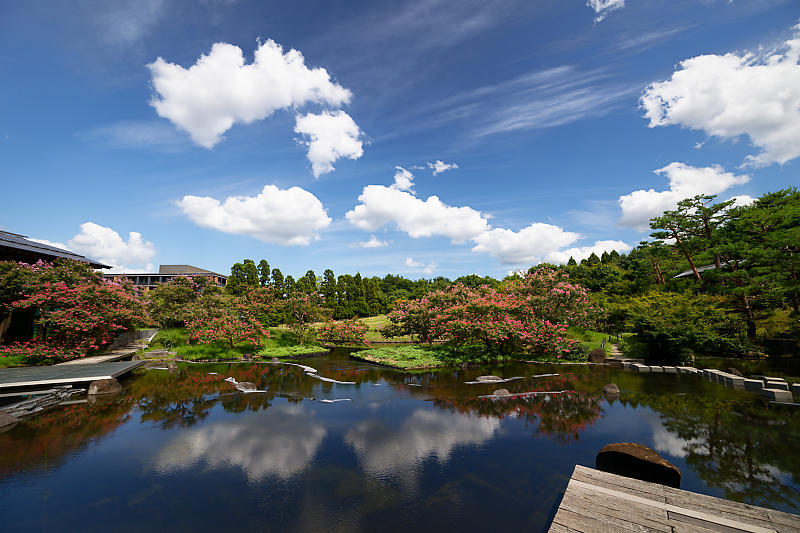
left=78, top=120, right=190, bottom=152
left=352, top=235, right=388, bottom=248
left=405, top=257, right=438, bottom=274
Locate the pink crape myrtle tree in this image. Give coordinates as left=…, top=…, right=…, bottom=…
left=0, top=260, right=147, bottom=362
left=384, top=268, right=597, bottom=360
left=317, top=318, right=369, bottom=346
left=185, top=292, right=271, bottom=349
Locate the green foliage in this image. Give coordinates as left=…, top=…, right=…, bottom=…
left=148, top=328, right=188, bottom=349
left=146, top=276, right=220, bottom=328
left=621, top=290, right=751, bottom=363
left=351, top=345, right=468, bottom=369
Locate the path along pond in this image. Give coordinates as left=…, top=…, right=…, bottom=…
left=2, top=352, right=800, bottom=532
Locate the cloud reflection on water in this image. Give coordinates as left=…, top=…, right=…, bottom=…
left=344, top=408, right=501, bottom=477
left=154, top=404, right=326, bottom=481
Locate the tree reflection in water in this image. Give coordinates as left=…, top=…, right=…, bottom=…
left=625, top=394, right=800, bottom=510
left=1, top=360, right=800, bottom=514
left=433, top=391, right=602, bottom=444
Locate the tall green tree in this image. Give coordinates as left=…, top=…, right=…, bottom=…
left=271, top=268, right=284, bottom=298
left=257, top=260, right=270, bottom=286
left=321, top=269, right=337, bottom=308
left=242, top=259, right=259, bottom=287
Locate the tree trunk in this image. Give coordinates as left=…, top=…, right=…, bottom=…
left=741, top=293, right=757, bottom=338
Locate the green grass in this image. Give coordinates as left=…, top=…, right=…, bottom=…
left=351, top=345, right=462, bottom=369
left=356, top=314, right=414, bottom=342
left=0, top=355, right=27, bottom=368
left=257, top=345, right=328, bottom=358
left=566, top=326, right=611, bottom=353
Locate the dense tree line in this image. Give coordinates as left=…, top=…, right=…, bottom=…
left=225, top=259, right=496, bottom=319
left=222, top=188, right=797, bottom=361
left=552, top=188, right=799, bottom=360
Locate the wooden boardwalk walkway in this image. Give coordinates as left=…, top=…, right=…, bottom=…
left=55, top=340, right=146, bottom=365
left=0, top=361, right=145, bottom=390
left=549, top=465, right=800, bottom=532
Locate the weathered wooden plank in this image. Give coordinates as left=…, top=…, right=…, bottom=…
left=552, top=506, right=669, bottom=533
left=0, top=361, right=145, bottom=389
left=549, top=466, right=799, bottom=532
left=559, top=488, right=670, bottom=531
left=664, top=485, right=772, bottom=525
left=573, top=465, right=665, bottom=500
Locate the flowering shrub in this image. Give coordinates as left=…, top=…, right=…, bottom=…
left=384, top=269, right=594, bottom=359
left=0, top=340, right=86, bottom=363
left=2, top=260, right=147, bottom=357
left=185, top=293, right=270, bottom=348
left=317, top=319, right=369, bottom=346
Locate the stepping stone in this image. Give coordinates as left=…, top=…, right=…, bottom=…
left=650, top=366, right=663, bottom=373
left=662, top=366, right=677, bottom=373
left=762, top=388, right=793, bottom=402
left=793, top=383, right=800, bottom=398
left=724, top=375, right=744, bottom=390
left=766, top=381, right=789, bottom=391
left=761, top=376, right=786, bottom=382
left=744, top=379, right=764, bottom=392
left=633, top=364, right=650, bottom=373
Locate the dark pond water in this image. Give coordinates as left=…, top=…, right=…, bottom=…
left=2, top=354, right=800, bottom=532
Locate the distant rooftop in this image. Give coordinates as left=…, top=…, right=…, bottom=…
left=159, top=264, right=224, bottom=276
left=0, top=230, right=111, bottom=269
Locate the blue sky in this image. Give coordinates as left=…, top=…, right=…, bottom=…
left=1, top=0, right=798, bottom=278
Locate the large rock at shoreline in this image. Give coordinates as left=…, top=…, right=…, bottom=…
left=88, top=378, right=122, bottom=396
left=596, top=442, right=681, bottom=488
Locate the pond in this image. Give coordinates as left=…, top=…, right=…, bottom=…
left=1, top=354, right=799, bottom=532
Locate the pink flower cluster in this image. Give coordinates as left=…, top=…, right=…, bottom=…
left=318, top=319, right=369, bottom=346
left=384, top=268, right=593, bottom=357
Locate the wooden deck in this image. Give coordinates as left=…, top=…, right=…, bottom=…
left=55, top=341, right=146, bottom=365
left=0, top=360, right=145, bottom=390
left=549, top=465, right=800, bottom=532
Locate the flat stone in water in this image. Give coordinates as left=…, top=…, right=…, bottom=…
left=236, top=382, right=257, bottom=392
left=767, top=381, right=790, bottom=391
left=493, top=389, right=510, bottom=397
left=476, top=375, right=503, bottom=382
left=763, top=388, right=793, bottom=402
left=0, top=411, right=19, bottom=430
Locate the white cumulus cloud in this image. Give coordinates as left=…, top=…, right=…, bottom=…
left=546, top=240, right=632, bottom=264
left=405, top=257, right=438, bottom=274
left=428, top=160, right=459, bottom=175
left=641, top=24, right=800, bottom=166
left=587, top=0, right=625, bottom=22
left=177, top=184, right=332, bottom=245
left=32, top=222, right=157, bottom=273
left=346, top=185, right=489, bottom=244
left=148, top=40, right=352, bottom=149
left=389, top=166, right=415, bottom=192
left=294, top=110, right=363, bottom=177
left=470, top=223, right=581, bottom=265
left=618, top=162, right=750, bottom=231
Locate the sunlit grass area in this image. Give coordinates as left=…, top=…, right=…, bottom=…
left=356, top=314, right=414, bottom=342
left=566, top=327, right=611, bottom=353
